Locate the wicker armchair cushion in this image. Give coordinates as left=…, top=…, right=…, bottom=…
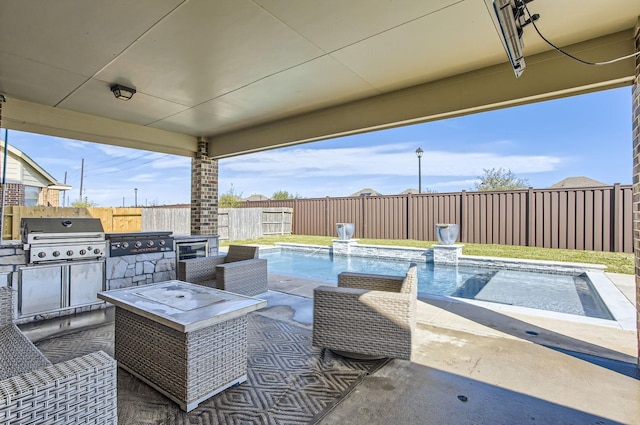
left=223, top=245, right=259, bottom=263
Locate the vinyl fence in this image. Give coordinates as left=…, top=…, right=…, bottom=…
left=244, top=184, right=633, bottom=253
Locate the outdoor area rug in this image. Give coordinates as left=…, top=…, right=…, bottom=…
left=35, top=312, right=387, bottom=425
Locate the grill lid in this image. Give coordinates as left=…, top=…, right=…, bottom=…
left=21, top=218, right=105, bottom=243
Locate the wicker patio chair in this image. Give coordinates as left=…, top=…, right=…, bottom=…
left=177, top=245, right=268, bottom=296
left=313, top=263, right=417, bottom=360
left=0, top=286, right=118, bottom=424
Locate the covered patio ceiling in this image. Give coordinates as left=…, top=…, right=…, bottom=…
left=0, top=0, right=638, bottom=158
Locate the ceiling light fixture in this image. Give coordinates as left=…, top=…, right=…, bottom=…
left=110, top=84, right=136, bottom=101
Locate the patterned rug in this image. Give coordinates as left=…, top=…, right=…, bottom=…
left=35, top=312, right=387, bottom=425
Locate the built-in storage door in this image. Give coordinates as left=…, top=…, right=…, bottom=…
left=69, top=260, right=105, bottom=306
left=19, top=264, right=63, bottom=315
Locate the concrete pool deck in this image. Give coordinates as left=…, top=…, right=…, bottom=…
left=268, top=272, right=637, bottom=363
left=19, top=270, right=639, bottom=424
left=266, top=272, right=640, bottom=424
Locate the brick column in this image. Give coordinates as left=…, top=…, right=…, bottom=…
left=633, top=18, right=640, bottom=368
left=190, top=137, right=218, bottom=235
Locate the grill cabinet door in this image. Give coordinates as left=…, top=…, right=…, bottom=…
left=69, top=260, right=105, bottom=306
left=19, top=264, right=63, bottom=315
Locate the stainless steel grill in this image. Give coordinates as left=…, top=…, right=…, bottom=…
left=21, top=217, right=106, bottom=264
left=18, top=217, right=108, bottom=318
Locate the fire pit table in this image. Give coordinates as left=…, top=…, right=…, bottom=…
left=98, top=280, right=267, bottom=412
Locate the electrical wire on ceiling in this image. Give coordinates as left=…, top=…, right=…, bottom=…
left=86, top=154, right=171, bottom=177
left=65, top=152, right=167, bottom=180
left=523, top=2, right=640, bottom=66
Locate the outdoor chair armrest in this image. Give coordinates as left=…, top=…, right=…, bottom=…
left=0, top=351, right=118, bottom=424
left=0, top=324, right=51, bottom=380
left=216, top=258, right=268, bottom=296
left=314, top=286, right=415, bottom=324
left=338, top=271, right=405, bottom=292
left=0, top=286, right=15, bottom=327
left=178, top=255, right=226, bottom=283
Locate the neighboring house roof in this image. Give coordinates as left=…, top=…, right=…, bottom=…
left=350, top=188, right=382, bottom=197
left=0, top=143, right=71, bottom=190
left=246, top=194, right=269, bottom=201
left=400, top=188, right=419, bottom=195
left=550, top=176, right=607, bottom=189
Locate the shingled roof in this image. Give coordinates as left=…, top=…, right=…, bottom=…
left=550, top=176, right=607, bottom=188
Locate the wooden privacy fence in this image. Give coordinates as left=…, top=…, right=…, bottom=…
left=217, top=208, right=292, bottom=241
left=2, top=206, right=142, bottom=239
left=245, top=184, right=634, bottom=253
left=142, top=207, right=292, bottom=241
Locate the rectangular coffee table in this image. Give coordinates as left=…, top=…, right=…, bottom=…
left=98, top=280, right=267, bottom=412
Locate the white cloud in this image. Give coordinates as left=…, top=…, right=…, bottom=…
left=94, top=144, right=140, bottom=157
left=61, top=139, right=89, bottom=150
left=222, top=143, right=564, bottom=181
left=150, top=155, right=191, bottom=169
left=125, top=173, right=159, bottom=183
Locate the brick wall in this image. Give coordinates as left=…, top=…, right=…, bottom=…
left=4, top=184, right=23, bottom=206
left=38, top=187, right=61, bottom=207
left=190, top=137, right=218, bottom=235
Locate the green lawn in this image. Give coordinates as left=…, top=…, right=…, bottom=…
left=221, top=235, right=635, bottom=274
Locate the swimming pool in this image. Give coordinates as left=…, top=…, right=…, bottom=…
left=259, top=248, right=614, bottom=320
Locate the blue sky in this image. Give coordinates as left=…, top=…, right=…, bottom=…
left=3, top=86, right=632, bottom=207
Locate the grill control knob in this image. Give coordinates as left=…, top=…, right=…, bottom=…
left=37, top=252, right=46, bottom=258
left=159, top=240, right=166, bottom=246
left=122, top=242, right=129, bottom=249
left=147, top=240, right=155, bottom=247
left=52, top=251, right=60, bottom=257
left=79, top=249, right=87, bottom=255
left=135, top=241, right=142, bottom=248
left=93, top=248, right=102, bottom=255
left=66, top=250, right=74, bottom=256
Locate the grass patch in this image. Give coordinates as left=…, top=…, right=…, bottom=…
left=221, top=235, right=634, bottom=274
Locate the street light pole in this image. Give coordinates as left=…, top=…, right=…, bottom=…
left=134, top=188, right=138, bottom=207
left=415, top=147, right=423, bottom=193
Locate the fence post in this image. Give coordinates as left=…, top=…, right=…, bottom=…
left=460, top=190, right=466, bottom=243
left=527, top=187, right=535, bottom=246
left=612, top=183, right=621, bottom=252
left=361, top=195, right=366, bottom=238
left=406, top=193, right=412, bottom=240
left=325, top=196, right=329, bottom=237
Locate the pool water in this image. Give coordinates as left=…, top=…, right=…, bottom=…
left=260, top=249, right=614, bottom=320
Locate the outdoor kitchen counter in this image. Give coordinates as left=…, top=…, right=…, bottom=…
left=98, top=280, right=267, bottom=412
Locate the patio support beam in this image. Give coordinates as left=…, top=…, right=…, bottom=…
left=190, top=137, right=218, bottom=236
left=633, top=17, right=640, bottom=369
left=208, top=30, right=636, bottom=159
left=1, top=98, right=198, bottom=157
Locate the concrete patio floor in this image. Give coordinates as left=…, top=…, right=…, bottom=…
left=20, top=272, right=640, bottom=424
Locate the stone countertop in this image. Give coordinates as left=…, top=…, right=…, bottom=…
left=0, top=240, right=24, bottom=247
left=173, top=234, right=219, bottom=241
left=98, top=280, right=266, bottom=332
